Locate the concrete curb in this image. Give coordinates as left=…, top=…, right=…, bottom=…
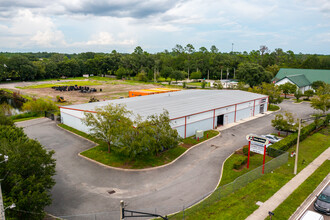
left=57, top=124, right=221, bottom=172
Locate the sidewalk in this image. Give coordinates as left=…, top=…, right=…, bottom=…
left=246, top=147, right=330, bottom=220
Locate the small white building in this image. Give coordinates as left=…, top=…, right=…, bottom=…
left=60, top=90, right=268, bottom=138
left=274, top=68, right=330, bottom=93
left=275, top=74, right=312, bottom=93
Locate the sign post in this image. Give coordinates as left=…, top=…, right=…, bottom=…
left=247, top=141, right=251, bottom=168
left=246, top=134, right=269, bottom=173
left=262, top=145, right=266, bottom=174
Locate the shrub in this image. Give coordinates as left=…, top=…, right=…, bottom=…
left=243, top=145, right=255, bottom=156
left=233, top=156, right=248, bottom=170
left=22, top=98, right=58, bottom=113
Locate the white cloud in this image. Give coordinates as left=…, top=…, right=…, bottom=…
left=31, top=30, right=66, bottom=47
left=85, top=32, right=135, bottom=46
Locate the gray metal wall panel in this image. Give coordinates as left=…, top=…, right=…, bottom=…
left=186, top=118, right=213, bottom=138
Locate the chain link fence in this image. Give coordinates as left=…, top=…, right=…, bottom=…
left=168, top=148, right=288, bottom=219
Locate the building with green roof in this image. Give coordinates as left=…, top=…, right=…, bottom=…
left=274, top=68, right=330, bottom=93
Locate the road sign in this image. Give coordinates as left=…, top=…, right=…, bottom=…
left=246, top=134, right=269, bottom=145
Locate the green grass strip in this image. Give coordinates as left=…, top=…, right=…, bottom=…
left=17, top=80, right=102, bottom=89
left=13, top=116, right=43, bottom=122
left=268, top=160, right=330, bottom=220
left=268, top=104, right=280, bottom=111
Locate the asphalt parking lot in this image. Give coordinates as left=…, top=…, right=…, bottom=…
left=17, top=100, right=317, bottom=219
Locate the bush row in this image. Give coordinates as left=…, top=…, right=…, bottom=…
left=271, top=116, right=329, bottom=152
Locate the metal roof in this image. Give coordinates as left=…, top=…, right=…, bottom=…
left=274, top=68, right=330, bottom=84
left=61, top=90, right=267, bottom=119
left=285, top=74, right=311, bottom=87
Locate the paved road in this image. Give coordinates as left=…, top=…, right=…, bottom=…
left=17, top=100, right=316, bottom=219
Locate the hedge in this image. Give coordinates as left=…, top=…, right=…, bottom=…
left=233, top=155, right=248, bottom=170
left=271, top=115, right=329, bottom=152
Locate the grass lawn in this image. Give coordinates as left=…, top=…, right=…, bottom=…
left=268, top=104, right=280, bottom=111
left=267, top=160, right=330, bottom=220
left=169, top=126, right=330, bottom=220
left=17, top=80, right=102, bottom=89
left=219, top=152, right=273, bottom=187
left=182, top=130, right=219, bottom=146
left=13, top=116, right=43, bottom=122
left=58, top=124, right=219, bottom=169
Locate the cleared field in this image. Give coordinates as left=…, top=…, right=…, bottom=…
left=10, top=78, right=168, bottom=104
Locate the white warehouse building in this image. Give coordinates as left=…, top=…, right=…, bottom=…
left=60, top=90, right=268, bottom=138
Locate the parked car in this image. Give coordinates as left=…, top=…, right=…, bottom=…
left=314, top=185, right=330, bottom=215
left=300, top=210, right=324, bottom=220
left=261, top=134, right=282, bottom=143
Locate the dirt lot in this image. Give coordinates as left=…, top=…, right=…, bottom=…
left=1, top=79, right=166, bottom=105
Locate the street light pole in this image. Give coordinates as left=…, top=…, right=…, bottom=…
left=294, top=119, right=301, bottom=175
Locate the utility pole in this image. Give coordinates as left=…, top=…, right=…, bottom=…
left=221, top=68, right=223, bottom=80
left=0, top=183, right=4, bottom=220
left=294, top=119, right=301, bottom=175
left=226, top=68, right=229, bottom=79
left=207, top=70, right=209, bottom=80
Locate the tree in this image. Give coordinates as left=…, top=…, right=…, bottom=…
left=249, top=82, right=283, bottom=104
left=279, top=82, right=297, bottom=98
left=115, top=67, right=129, bottom=79
left=83, top=104, right=132, bottom=153
left=22, top=98, right=58, bottom=113
left=0, top=124, right=56, bottom=219
left=310, top=84, right=330, bottom=113
left=304, top=90, right=314, bottom=100
left=136, top=71, right=148, bottom=82
left=144, top=110, right=180, bottom=156
left=294, top=90, right=303, bottom=101
left=236, top=63, right=272, bottom=87
left=311, top=80, right=326, bottom=91
left=210, top=45, right=219, bottom=53
left=271, top=111, right=299, bottom=133
left=190, top=71, right=202, bottom=80
left=170, top=70, right=185, bottom=82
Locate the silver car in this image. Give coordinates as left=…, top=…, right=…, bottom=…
left=314, top=185, right=330, bottom=215
left=261, top=134, right=282, bottom=144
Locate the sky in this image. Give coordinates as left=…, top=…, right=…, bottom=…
left=0, top=0, right=329, bottom=54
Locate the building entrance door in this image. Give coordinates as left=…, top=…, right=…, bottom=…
left=217, top=115, right=224, bottom=126
left=260, top=104, right=264, bottom=113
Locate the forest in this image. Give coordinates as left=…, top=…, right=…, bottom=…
left=0, top=45, right=329, bottom=82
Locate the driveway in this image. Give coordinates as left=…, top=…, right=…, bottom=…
left=17, top=100, right=316, bottom=219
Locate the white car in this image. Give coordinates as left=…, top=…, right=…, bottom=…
left=300, top=210, right=324, bottom=220
left=261, top=134, right=282, bottom=144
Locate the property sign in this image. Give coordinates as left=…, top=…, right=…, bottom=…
left=246, top=134, right=269, bottom=145
left=250, top=143, right=267, bottom=155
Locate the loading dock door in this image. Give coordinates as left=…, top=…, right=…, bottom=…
left=217, top=115, right=224, bottom=126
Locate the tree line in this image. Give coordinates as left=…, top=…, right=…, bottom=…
left=1, top=45, right=330, bottom=82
